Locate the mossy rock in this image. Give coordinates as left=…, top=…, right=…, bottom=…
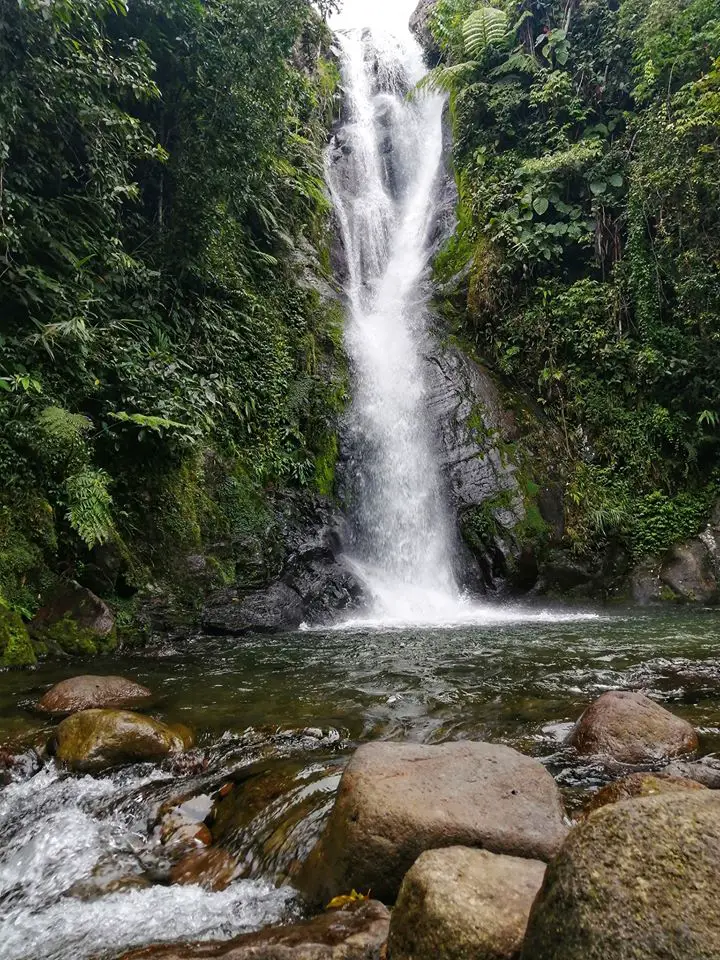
left=521, top=792, right=720, bottom=960
left=0, top=606, right=37, bottom=669
left=51, top=709, right=187, bottom=772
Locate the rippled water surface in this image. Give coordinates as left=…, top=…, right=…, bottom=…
left=1, top=605, right=720, bottom=959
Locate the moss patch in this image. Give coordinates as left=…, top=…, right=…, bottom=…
left=41, top=615, right=117, bottom=658
left=0, top=606, right=37, bottom=668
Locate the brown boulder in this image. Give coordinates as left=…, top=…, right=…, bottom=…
left=37, top=675, right=152, bottom=716
left=583, top=771, right=706, bottom=816
left=389, top=846, right=545, bottom=960
left=296, top=741, right=567, bottom=906
left=521, top=792, right=720, bottom=960
left=566, top=691, right=698, bottom=763
left=52, top=709, right=186, bottom=772
left=117, top=899, right=390, bottom=960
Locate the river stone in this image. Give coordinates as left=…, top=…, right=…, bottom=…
left=117, top=899, right=390, bottom=959
left=36, top=675, right=152, bottom=716
left=583, top=771, right=706, bottom=816
left=296, top=741, right=567, bottom=906
left=389, top=846, right=546, bottom=960
left=521, top=791, right=720, bottom=960
left=51, top=709, right=186, bottom=772
left=565, top=691, right=698, bottom=763
left=664, top=755, right=720, bottom=788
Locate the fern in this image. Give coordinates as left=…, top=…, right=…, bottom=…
left=415, top=61, right=481, bottom=96
left=65, top=469, right=114, bottom=549
left=462, top=6, right=508, bottom=58
left=37, top=405, right=92, bottom=444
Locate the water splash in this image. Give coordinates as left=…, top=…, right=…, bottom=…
left=329, top=29, right=460, bottom=620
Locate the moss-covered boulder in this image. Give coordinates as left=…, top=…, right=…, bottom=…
left=566, top=691, right=698, bottom=763
left=51, top=709, right=188, bottom=772
left=582, top=771, right=706, bottom=817
left=521, top=792, right=720, bottom=960
left=0, top=606, right=36, bottom=668
left=31, top=580, right=116, bottom=656
left=37, top=675, right=152, bottom=716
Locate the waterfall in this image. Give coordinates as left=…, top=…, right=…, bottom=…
left=327, top=28, right=463, bottom=624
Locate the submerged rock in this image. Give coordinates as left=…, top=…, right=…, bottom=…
left=50, top=709, right=188, bottom=772
left=521, top=792, right=720, bottom=960
left=118, top=899, right=390, bottom=959
left=169, top=847, right=238, bottom=892
left=36, top=675, right=152, bottom=716
left=389, top=846, right=546, bottom=960
left=566, top=691, right=698, bottom=763
left=296, top=740, right=567, bottom=906
left=582, top=771, right=706, bottom=816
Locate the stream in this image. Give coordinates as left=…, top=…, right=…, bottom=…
left=1, top=607, right=720, bottom=959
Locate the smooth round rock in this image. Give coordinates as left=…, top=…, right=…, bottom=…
left=389, top=846, right=546, bottom=960
left=296, top=740, right=567, bottom=906
left=566, top=691, right=698, bottom=763
left=521, top=792, right=720, bottom=960
left=583, top=771, right=706, bottom=816
left=52, top=709, right=186, bottom=772
left=116, top=899, right=390, bottom=959
left=37, top=675, right=152, bottom=716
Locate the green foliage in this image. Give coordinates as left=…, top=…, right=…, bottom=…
left=432, top=0, right=720, bottom=561
left=0, top=0, right=344, bottom=607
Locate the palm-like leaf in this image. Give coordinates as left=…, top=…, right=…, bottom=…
left=462, top=6, right=508, bottom=58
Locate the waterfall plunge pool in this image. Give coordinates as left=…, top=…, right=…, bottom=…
left=2, top=605, right=720, bottom=960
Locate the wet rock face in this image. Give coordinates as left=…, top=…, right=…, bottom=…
left=202, top=493, right=366, bottom=634
left=169, top=847, right=238, bottom=892
left=425, top=344, right=527, bottom=589
left=582, top=772, right=706, bottom=816
left=389, top=846, right=546, bottom=960
left=409, top=0, right=441, bottom=62
left=631, top=501, right=720, bottom=604
left=117, top=899, right=390, bottom=960
left=566, top=691, right=699, bottom=764
left=51, top=709, right=188, bottom=773
left=521, top=792, right=720, bottom=960
left=296, top=740, right=567, bottom=906
left=36, top=675, right=152, bottom=716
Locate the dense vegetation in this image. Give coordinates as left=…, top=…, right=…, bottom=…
left=0, top=0, right=342, bottom=621
left=427, top=0, right=720, bottom=562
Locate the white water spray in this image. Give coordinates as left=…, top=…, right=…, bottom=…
left=328, top=29, right=464, bottom=622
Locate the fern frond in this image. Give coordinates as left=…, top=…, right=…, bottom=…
left=37, top=406, right=92, bottom=444
left=414, top=61, right=481, bottom=97
left=65, top=468, right=114, bottom=549
left=462, top=6, right=508, bottom=58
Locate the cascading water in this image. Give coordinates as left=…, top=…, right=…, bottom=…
left=328, top=28, right=465, bottom=624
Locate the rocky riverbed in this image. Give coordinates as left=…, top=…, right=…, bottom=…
left=2, top=609, right=720, bottom=959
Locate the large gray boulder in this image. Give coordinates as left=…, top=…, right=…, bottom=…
left=117, top=900, right=390, bottom=960
left=389, top=846, right=546, bottom=960
left=521, top=792, right=720, bottom=960
left=566, top=691, right=698, bottom=763
left=296, top=741, right=567, bottom=906
left=202, top=582, right=305, bottom=634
